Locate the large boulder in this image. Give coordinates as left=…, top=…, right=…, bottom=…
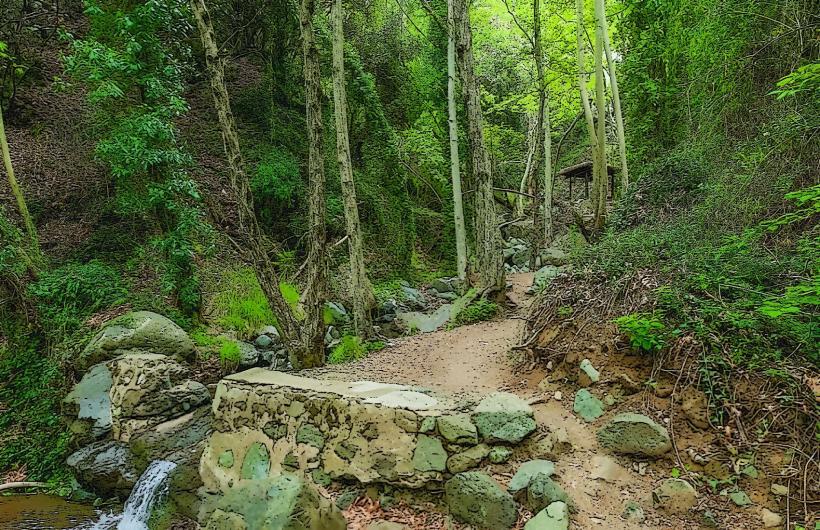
left=66, top=440, right=139, bottom=497
left=596, top=413, right=672, bottom=457
left=62, top=362, right=113, bottom=444
left=445, top=472, right=517, bottom=530
left=472, top=392, right=537, bottom=443
left=129, top=406, right=213, bottom=518
left=201, top=474, right=346, bottom=530
left=78, top=311, right=195, bottom=371
left=109, top=354, right=210, bottom=441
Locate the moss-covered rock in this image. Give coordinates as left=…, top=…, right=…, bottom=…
left=472, top=392, right=536, bottom=443
left=78, top=311, right=194, bottom=371
left=596, top=413, right=671, bottom=457
left=445, top=472, right=517, bottom=530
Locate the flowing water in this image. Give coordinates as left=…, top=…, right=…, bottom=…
left=88, top=460, right=177, bottom=530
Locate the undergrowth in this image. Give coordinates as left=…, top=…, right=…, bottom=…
left=328, top=335, right=385, bottom=364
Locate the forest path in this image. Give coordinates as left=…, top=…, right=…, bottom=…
left=316, top=273, right=672, bottom=529
left=312, top=273, right=544, bottom=397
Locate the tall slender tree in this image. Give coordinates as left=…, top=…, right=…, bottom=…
left=447, top=0, right=468, bottom=283
left=298, top=0, right=329, bottom=365
left=453, top=0, right=504, bottom=294
left=0, top=106, right=38, bottom=253
left=543, top=67, right=553, bottom=243
left=593, top=0, right=608, bottom=229
left=331, top=0, right=375, bottom=338
left=575, top=0, right=599, bottom=212
left=600, top=2, right=628, bottom=195
left=189, top=0, right=312, bottom=365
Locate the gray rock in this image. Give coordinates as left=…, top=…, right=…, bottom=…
left=621, top=501, right=645, bottom=523
left=652, top=478, right=697, bottom=514
left=66, top=440, right=139, bottom=497
left=430, top=278, right=456, bottom=293
left=438, top=414, right=478, bottom=445
left=597, top=413, right=672, bottom=457
left=254, top=334, right=273, bottom=348
left=578, top=359, right=600, bottom=384
left=412, top=434, right=447, bottom=472
left=325, top=302, right=348, bottom=323
left=573, top=389, right=605, bottom=422
left=472, top=392, right=537, bottom=443
left=396, top=304, right=453, bottom=334
left=377, top=299, right=399, bottom=322
left=62, top=362, right=113, bottom=443
left=237, top=342, right=259, bottom=367
left=435, top=291, right=458, bottom=301
left=447, top=444, right=490, bottom=473
left=78, top=311, right=194, bottom=371
left=539, top=248, right=568, bottom=266
left=525, top=475, right=570, bottom=513
left=533, top=266, right=561, bottom=291
left=368, top=522, right=409, bottom=530
left=525, top=501, right=569, bottom=530
left=509, top=460, right=555, bottom=494
left=202, top=474, right=346, bottom=530
left=445, top=472, right=517, bottom=530
left=400, top=285, right=427, bottom=310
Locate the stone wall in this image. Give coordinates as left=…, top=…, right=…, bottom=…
left=200, top=369, right=537, bottom=507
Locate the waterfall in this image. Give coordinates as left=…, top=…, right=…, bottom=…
left=85, top=460, right=177, bottom=530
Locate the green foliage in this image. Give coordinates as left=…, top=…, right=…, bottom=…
left=328, top=335, right=384, bottom=364
left=63, top=0, right=208, bottom=313
left=454, top=299, right=500, bottom=326
left=614, top=313, right=667, bottom=353
left=771, top=62, right=820, bottom=100
left=252, top=148, right=301, bottom=205
left=218, top=340, right=241, bottom=368
left=211, top=268, right=276, bottom=338
left=0, top=335, right=71, bottom=480
left=28, top=260, right=127, bottom=332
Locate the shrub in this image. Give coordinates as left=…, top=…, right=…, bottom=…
left=454, top=299, right=500, bottom=326
left=218, top=340, right=241, bottom=369
left=615, top=313, right=667, bottom=353
left=211, top=268, right=276, bottom=338
left=28, top=260, right=127, bottom=332
left=328, top=336, right=384, bottom=364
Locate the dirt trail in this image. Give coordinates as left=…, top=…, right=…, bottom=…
left=313, top=273, right=544, bottom=396
left=316, top=273, right=688, bottom=529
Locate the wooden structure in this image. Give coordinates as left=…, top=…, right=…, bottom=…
left=557, top=161, right=616, bottom=199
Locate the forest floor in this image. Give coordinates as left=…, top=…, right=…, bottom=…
left=308, top=273, right=769, bottom=529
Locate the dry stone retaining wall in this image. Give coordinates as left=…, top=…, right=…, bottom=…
left=199, top=369, right=538, bottom=502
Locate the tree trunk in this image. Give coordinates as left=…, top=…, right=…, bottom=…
left=447, top=0, right=468, bottom=283
left=593, top=0, right=608, bottom=229
left=528, top=0, right=546, bottom=269
left=189, top=0, right=302, bottom=359
left=298, top=0, right=329, bottom=367
left=601, top=6, right=628, bottom=196
left=543, top=74, right=553, bottom=244
left=575, top=0, right=599, bottom=213
left=515, top=113, right=536, bottom=218
left=331, top=0, right=375, bottom=338
left=0, top=107, right=38, bottom=252
left=453, top=0, right=504, bottom=294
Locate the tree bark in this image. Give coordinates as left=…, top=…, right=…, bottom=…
left=447, top=0, right=468, bottom=283
left=528, top=0, right=546, bottom=268
left=189, top=0, right=303, bottom=360
left=0, top=107, right=38, bottom=252
left=601, top=5, right=628, bottom=196
left=453, top=0, right=504, bottom=295
left=543, top=71, right=553, bottom=244
left=331, top=0, right=375, bottom=338
left=515, top=113, right=537, bottom=218
left=298, top=0, right=329, bottom=366
left=575, top=0, right=599, bottom=212
left=593, top=0, right=608, bottom=229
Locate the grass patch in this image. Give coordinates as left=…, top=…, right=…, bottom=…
left=328, top=335, right=385, bottom=364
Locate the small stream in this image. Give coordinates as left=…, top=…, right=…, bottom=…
left=0, top=460, right=176, bottom=530
left=0, top=494, right=99, bottom=529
